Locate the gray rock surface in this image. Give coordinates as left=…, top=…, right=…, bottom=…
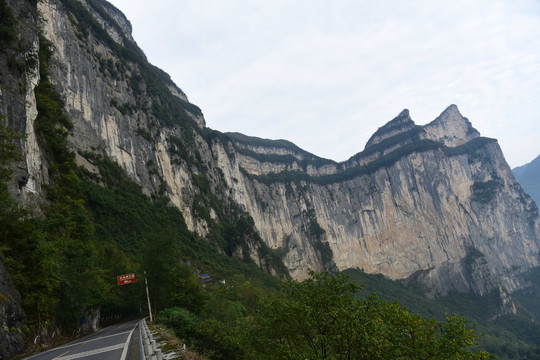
left=0, top=256, right=25, bottom=360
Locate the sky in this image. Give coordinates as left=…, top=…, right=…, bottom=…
left=106, top=0, right=540, bottom=168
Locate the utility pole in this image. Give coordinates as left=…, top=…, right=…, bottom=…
left=144, top=270, right=153, bottom=322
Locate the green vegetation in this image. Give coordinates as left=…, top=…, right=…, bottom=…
left=246, top=136, right=497, bottom=185
left=1, top=17, right=283, bottom=342
left=0, top=0, right=17, bottom=48
left=0, top=118, right=24, bottom=180
left=0, top=1, right=530, bottom=358
left=136, top=127, right=153, bottom=142
left=345, top=268, right=540, bottom=359
left=1, top=27, right=109, bottom=333
left=244, top=271, right=492, bottom=360
left=226, top=132, right=333, bottom=161
left=471, top=180, right=501, bottom=204
left=227, top=132, right=338, bottom=169
left=60, top=0, right=202, bottom=128
left=306, top=211, right=335, bottom=271
left=348, top=125, right=425, bottom=163
left=464, top=246, right=486, bottom=268
left=152, top=270, right=495, bottom=359
left=2, top=112, right=500, bottom=358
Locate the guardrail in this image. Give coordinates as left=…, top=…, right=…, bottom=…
left=139, top=319, right=162, bottom=360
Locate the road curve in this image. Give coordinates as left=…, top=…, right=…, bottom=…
left=23, top=319, right=139, bottom=360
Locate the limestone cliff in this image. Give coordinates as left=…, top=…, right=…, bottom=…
left=225, top=106, right=540, bottom=298
left=0, top=0, right=37, bottom=355
left=4, top=0, right=540, bottom=305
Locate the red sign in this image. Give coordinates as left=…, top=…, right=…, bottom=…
left=117, top=273, right=137, bottom=286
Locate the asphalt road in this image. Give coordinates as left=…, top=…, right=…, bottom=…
left=24, top=319, right=139, bottom=360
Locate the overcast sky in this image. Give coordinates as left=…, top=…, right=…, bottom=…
left=107, top=0, right=540, bottom=168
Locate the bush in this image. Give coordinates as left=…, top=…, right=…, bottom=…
left=157, top=307, right=199, bottom=340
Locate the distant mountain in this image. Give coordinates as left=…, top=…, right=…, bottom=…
left=513, top=155, right=540, bottom=206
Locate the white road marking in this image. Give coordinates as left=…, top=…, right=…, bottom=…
left=53, top=343, right=124, bottom=359
left=46, top=330, right=132, bottom=352
left=120, top=324, right=136, bottom=360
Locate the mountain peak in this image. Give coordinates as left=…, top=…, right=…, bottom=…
left=365, top=109, right=416, bottom=149
left=423, top=105, right=480, bottom=147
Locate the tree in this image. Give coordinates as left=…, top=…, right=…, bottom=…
left=0, top=118, right=24, bottom=181
left=247, top=271, right=494, bottom=360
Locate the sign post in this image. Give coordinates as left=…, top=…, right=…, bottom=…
left=117, top=273, right=137, bottom=286
left=144, top=270, right=153, bottom=322
left=116, top=272, right=152, bottom=321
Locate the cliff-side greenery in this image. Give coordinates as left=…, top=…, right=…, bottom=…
left=226, top=132, right=330, bottom=160
left=60, top=0, right=202, bottom=128
left=226, top=132, right=337, bottom=169
left=246, top=136, right=497, bottom=185
left=234, top=146, right=337, bottom=170
left=348, top=125, right=425, bottom=163
left=1, top=19, right=283, bottom=341
left=0, top=117, right=24, bottom=180
left=3, top=98, right=496, bottom=358
left=0, top=0, right=16, bottom=48
left=471, top=180, right=501, bottom=204
left=362, top=110, right=414, bottom=146
left=0, top=28, right=109, bottom=333
left=77, top=154, right=284, bottom=313
left=306, top=210, right=335, bottom=271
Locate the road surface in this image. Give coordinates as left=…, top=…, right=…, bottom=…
left=24, top=319, right=139, bottom=360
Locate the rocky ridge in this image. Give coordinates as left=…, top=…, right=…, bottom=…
left=230, top=106, right=540, bottom=297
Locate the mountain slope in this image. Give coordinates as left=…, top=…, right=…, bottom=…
left=7, top=0, right=540, bottom=296
left=513, top=154, right=540, bottom=207
left=1, top=1, right=540, bottom=356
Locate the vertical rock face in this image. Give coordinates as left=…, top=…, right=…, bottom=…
left=228, top=106, right=540, bottom=297
left=3, top=0, right=539, bottom=315
left=0, top=0, right=37, bottom=356
left=424, top=104, right=480, bottom=146
left=0, top=256, right=25, bottom=359
left=37, top=0, right=213, bottom=234
left=0, top=0, right=44, bottom=207
left=365, top=109, right=416, bottom=148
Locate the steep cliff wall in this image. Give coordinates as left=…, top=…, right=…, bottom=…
left=0, top=0, right=37, bottom=356
left=5, top=0, right=540, bottom=303
left=37, top=0, right=213, bottom=233
left=227, top=106, right=540, bottom=297
left=30, top=0, right=282, bottom=272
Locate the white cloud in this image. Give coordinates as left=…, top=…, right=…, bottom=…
left=108, top=0, right=540, bottom=167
